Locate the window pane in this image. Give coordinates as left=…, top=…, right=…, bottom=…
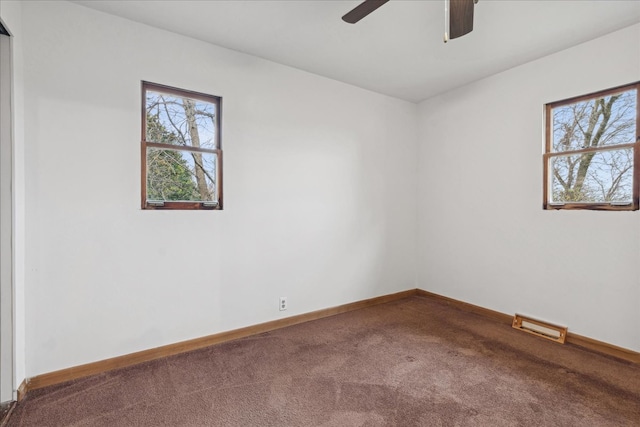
left=146, top=148, right=218, bottom=202
left=549, top=148, right=633, bottom=203
left=145, top=90, right=217, bottom=149
left=551, top=89, right=636, bottom=152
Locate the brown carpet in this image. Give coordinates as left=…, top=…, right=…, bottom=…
left=1, top=402, right=16, bottom=427
left=7, top=296, right=640, bottom=426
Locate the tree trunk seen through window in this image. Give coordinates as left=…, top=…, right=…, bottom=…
left=182, top=98, right=211, bottom=201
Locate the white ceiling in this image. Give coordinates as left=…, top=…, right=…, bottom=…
left=73, top=0, right=640, bottom=103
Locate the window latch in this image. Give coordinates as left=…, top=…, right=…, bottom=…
left=609, top=201, right=631, bottom=206
left=202, top=201, right=218, bottom=208
left=147, top=201, right=165, bottom=207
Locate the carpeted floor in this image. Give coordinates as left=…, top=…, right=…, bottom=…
left=7, top=295, right=640, bottom=426
left=1, top=402, right=16, bottom=427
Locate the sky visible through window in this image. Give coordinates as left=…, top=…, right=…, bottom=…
left=549, top=88, right=636, bottom=204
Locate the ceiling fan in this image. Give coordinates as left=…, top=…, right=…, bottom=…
left=342, top=0, right=478, bottom=42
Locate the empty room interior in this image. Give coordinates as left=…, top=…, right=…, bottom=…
left=0, top=0, right=639, bottom=425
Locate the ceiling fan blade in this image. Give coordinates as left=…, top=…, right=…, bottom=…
left=342, top=0, right=390, bottom=24
left=449, top=0, right=475, bottom=39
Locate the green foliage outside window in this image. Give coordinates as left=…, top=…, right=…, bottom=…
left=146, top=114, right=200, bottom=201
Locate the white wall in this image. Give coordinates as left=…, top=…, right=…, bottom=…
left=19, top=1, right=418, bottom=377
left=418, top=24, right=640, bottom=351
left=11, top=0, right=640, bottom=381
left=0, top=0, right=26, bottom=395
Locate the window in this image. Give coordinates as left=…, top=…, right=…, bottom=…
left=544, top=82, right=639, bottom=211
left=141, top=81, right=222, bottom=210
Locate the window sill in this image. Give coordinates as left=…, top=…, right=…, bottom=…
left=143, top=201, right=222, bottom=211
left=544, top=202, right=637, bottom=211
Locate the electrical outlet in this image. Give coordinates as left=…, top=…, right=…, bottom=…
left=279, top=296, right=287, bottom=311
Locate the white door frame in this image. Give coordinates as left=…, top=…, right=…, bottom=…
left=0, top=20, right=15, bottom=404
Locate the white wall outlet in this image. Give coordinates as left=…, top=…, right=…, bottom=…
left=279, top=296, right=287, bottom=311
